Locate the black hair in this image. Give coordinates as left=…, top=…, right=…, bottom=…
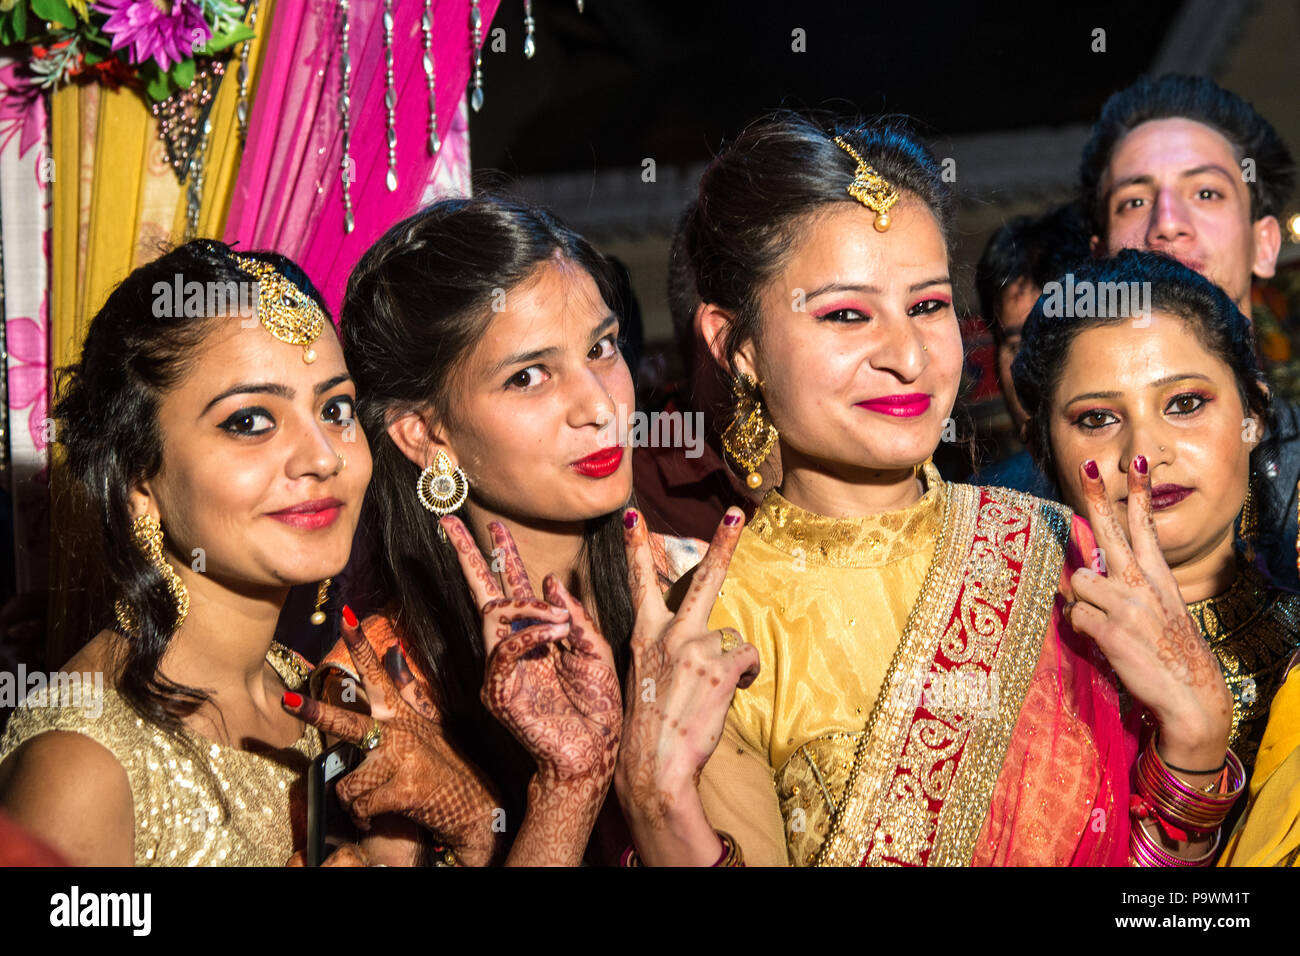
left=340, top=194, right=635, bottom=850
left=1012, top=248, right=1279, bottom=545
left=1080, top=74, right=1296, bottom=237
left=974, top=201, right=1092, bottom=344
left=52, top=238, right=331, bottom=737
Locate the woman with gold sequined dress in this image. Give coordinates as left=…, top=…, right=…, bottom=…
left=613, top=115, right=1241, bottom=868
left=1012, top=250, right=1300, bottom=778
left=0, top=240, right=372, bottom=865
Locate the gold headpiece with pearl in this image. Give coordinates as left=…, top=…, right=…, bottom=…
left=232, top=255, right=326, bottom=363
left=833, top=135, right=900, bottom=232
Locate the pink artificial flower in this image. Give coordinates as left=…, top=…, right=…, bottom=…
left=6, top=315, right=48, bottom=452
left=93, top=0, right=211, bottom=72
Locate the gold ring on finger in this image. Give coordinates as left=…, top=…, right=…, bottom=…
left=719, top=629, right=741, bottom=653
left=360, top=720, right=383, bottom=752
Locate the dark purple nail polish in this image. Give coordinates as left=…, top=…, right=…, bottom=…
left=1083, top=460, right=1100, bottom=480
left=723, top=511, right=741, bottom=526
left=624, top=511, right=638, bottom=529
left=1134, top=455, right=1147, bottom=475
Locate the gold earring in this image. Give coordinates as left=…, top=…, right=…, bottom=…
left=416, top=450, right=470, bottom=515
left=722, top=373, right=778, bottom=490
left=311, top=578, right=331, bottom=626
left=1239, top=473, right=1258, bottom=563
left=114, top=514, right=190, bottom=636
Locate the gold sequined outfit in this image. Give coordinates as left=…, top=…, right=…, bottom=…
left=1186, top=558, right=1300, bottom=773
left=0, top=643, right=322, bottom=866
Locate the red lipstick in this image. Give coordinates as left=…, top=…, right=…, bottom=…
left=855, top=393, right=931, bottom=418
left=572, top=446, right=624, bottom=478
left=267, top=497, right=343, bottom=530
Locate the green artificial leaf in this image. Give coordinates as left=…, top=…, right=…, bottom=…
left=81, top=47, right=102, bottom=65
left=170, top=58, right=195, bottom=90
left=12, top=1, right=26, bottom=40
left=31, top=0, right=75, bottom=28
left=199, top=22, right=255, bottom=54
left=142, top=64, right=173, bottom=102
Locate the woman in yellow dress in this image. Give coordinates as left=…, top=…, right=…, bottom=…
left=0, top=240, right=372, bottom=865
left=612, top=114, right=1242, bottom=867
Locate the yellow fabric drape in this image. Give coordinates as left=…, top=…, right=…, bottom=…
left=1220, top=663, right=1300, bottom=866
left=46, top=5, right=279, bottom=664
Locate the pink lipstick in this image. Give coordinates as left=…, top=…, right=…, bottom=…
left=855, top=393, right=931, bottom=418
left=267, top=497, right=343, bottom=530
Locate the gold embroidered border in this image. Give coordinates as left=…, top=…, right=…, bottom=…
left=813, top=484, right=1070, bottom=867
left=929, top=491, right=1070, bottom=865
left=813, top=480, right=976, bottom=866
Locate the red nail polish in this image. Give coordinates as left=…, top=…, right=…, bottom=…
left=1134, top=455, right=1147, bottom=475
left=624, top=511, right=638, bottom=529
left=1084, top=460, right=1100, bottom=480
left=723, top=511, right=740, bottom=526
left=342, top=605, right=358, bottom=628
left=283, top=691, right=302, bottom=708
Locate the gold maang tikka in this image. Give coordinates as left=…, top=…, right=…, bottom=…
left=832, top=135, right=899, bottom=232
left=232, top=255, right=327, bottom=363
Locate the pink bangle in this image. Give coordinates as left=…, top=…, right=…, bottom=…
left=1130, top=817, right=1220, bottom=868
left=619, top=831, right=745, bottom=867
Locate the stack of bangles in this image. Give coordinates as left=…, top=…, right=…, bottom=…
left=620, top=831, right=744, bottom=867
left=1129, top=731, right=1245, bottom=867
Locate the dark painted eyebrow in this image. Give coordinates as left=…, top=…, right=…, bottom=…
left=805, top=277, right=951, bottom=300
left=1063, top=373, right=1213, bottom=405
left=488, top=312, right=619, bottom=378
left=200, top=374, right=353, bottom=417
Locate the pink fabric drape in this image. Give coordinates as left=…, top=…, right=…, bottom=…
left=973, top=514, right=1138, bottom=866
left=224, top=0, right=499, bottom=314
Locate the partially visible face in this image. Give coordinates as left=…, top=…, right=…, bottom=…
left=742, top=199, right=962, bottom=475
left=995, top=276, right=1039, bottom=431
left=1048, top=313, right=1256, bottom=568
left=1099, top=117, right=1276, bottom=312
left=442, top=255, right=636, bottom=523
left=143, top=317, right=371, bottom=591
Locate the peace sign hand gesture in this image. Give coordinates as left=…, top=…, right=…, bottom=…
left=615, top=507, right=759, bottom=857
left=441, top=516, right=622, bottom=785
left=1065, top=455, right=1233, bottom=772
left=282, top=605, right=504, bottom=866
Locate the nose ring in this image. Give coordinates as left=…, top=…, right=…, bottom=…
left=336, top=453, right=346, bottom=473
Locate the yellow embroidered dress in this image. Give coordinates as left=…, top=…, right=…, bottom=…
left=699, top=466, right=1134, bottom=866
left=0, top=642, right=321, bottom=866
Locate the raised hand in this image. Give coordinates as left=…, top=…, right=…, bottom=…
left=282, top=605, right=503, bottom=866
left=1065, top=455, right=1232, bottom=772
left=615, top=506, right=759, bottom=864
left=441, top=516, right=621, bottom=784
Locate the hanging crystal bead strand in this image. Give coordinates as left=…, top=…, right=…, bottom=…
left=523, top=0, right=535, bottom=58
left=339, top=0, right=355, bottom=232
left=383, top=0, right=398, bottom=190
left=421, top=0, right=439, bottom=154
left=236, top=0, right=259, bottom=144
left=470, top=0, right=483, bottom=112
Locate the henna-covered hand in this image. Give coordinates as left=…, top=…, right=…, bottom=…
left=1064, top=456, right=1232, bottom=772
left=441, top=515, right=622, bottom=866
left=441, top=516, right=622, bottom=784
left=614, top=506, right=759, bottom=865
left=282, top=606, right=504, bottom=867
